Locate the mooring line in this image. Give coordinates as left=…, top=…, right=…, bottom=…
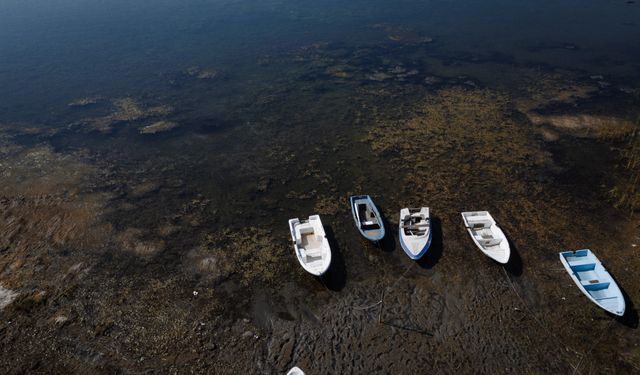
left=500, top=266, right=617, bottom=374
left=352, top=260, right=416, bottom=312
left=571, top=316, right=615, bottom=375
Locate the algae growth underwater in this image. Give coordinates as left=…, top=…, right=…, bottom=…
left=1, top=0, right=640, bottom=373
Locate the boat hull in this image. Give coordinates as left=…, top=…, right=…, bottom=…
left=399, top=231, right=431, bottom=260
left=559, top=249, right=625, bottom=316
left=461, top=211, right=510, bottom=264
left=399, top=207, right=431, bottom=259
left=350, top=195, right=385, bottom=241
left=288, top=215, right=332, bottom=276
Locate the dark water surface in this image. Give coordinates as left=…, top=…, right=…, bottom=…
left=2, top=0, right=639, bottom=118
left=1, top=0, right=640, bottom=373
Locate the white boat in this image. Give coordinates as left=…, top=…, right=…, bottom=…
left=288, top=215, right=332, bottom=276
left=461, top=211, right=510, bottom=264
left=287, top=367, right=305, bottom=375
left=559, top=249, right=625, bottom=316
left=399, top=207, right=431, bottom=259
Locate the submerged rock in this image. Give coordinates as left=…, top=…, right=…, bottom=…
left=527, top=113, right=636, bottom=138
left=424, top=75, right=443, bottom=85
left=68, top=97, right=100, bottom=107
left=366, top=71, right=393, bottom=81
left=128, top=181, right=161, bottom=197
left=0, top=285, right=18, bottom=310
left=139, top=121, right=179, bottom=134
left=74, top=98, right=174, bottom=134
left=53, top=315, right=70, bottom=327
left=117, top=228, right=165, bottom=257
left=185, top=66, right=222, bottom=80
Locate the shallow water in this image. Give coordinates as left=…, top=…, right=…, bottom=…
left=1, top=0, right=640, bottom=373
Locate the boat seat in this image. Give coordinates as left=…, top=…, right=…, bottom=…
left=479, top=238, right=502, bottom=247
left=468, top=221, right=491, bottom=229
left=581, top=279, right=610, bottom=291
left=300, top=248, right=322, bottom=262
left=305, top=247, right=323, bottom=256
left=569, top=261, right=596, bottom=272
left=408, top=223, right=429, bottom=228
left=297, top=224, right=314, bottom=235
left=363, top=220, right=375, bottom=226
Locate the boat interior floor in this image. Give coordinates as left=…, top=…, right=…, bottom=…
left=301, top=233, right=321, bottom=251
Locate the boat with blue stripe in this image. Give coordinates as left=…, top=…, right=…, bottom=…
left=399, top=207, right=431, bottom=259
left=350, top=195, right=385, bottom=241
left=559, top=249, right=625, bottom=316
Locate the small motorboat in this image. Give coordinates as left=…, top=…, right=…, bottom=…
left=399, top=207, right=431, bottom=259
left=288, top=215, right=332, bottom=276
left=559, top=249, right=625, bottom=316
left=461, top=211, right=510, bottom=264
left=350, top=195, right=385, bottom=241
left=287, top=367, right=305, bottom=375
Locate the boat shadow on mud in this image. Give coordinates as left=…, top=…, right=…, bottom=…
left=615, top=285, right=639, bottom=329
left=503, top=235, right=523, bottom=277
left=417, top=216, right=443, bottom=269
left=377, top=210, right=396, bottom=253
left=319, top=225, right=347, bottom=291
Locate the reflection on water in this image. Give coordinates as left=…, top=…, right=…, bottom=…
left=1, top=0, right=640, bottom=373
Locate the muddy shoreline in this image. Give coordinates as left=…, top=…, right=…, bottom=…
left=1, top=5, right=640, bottom=373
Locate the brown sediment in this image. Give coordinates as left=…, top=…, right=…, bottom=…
left=0, top=139, right=113, bottom=322
left=314, top=195, right=344, bottom=216
left=609, top=124, right=640, bottom=212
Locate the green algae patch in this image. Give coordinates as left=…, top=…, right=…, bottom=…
left=365, top=88, right=549, bottom=204
left=513, top=71, right=599, bottom=113
left=362, top=87, right=594, bottom=246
